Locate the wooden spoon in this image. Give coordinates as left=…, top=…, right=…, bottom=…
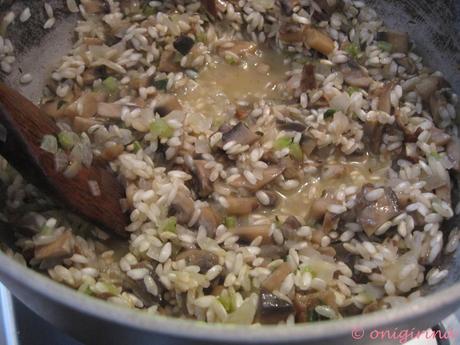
left=0, top=82, right=128, bottom=237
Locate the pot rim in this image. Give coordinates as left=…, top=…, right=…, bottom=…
left=0, top=251, right=458, bottom=343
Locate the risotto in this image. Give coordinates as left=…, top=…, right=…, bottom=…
left=1, top=0, right=460, bottom=325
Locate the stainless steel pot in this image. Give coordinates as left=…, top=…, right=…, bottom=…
left=0, top=1, right=459, bottom=344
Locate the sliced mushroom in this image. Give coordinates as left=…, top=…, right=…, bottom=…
left=222, top=122, right=260, bottom=146
left=198, top=206, right=220, bottom=237
left=259, top=245, right=288, bottom=260
left=154, top=94, right=182, bottom=117
left=231, top=225, right=272, bottom=244
left=376, top=82, right=394, bottom=114
left=396, top=56, right=417, bottom=75
left=193, top=160, right=213, bottom=198
left=340, top=60, right=372, bottom=88
left=97, top=102, right=123, bottom=118
left=101, top=143, right=124, bottom=161
left=173, top=35, right=195, bottom=55
left=304, top=26, right=335, bottom=56
left=294, top=290, right=337, bottom=322
left=122, top=276, right=159, bottom=307
left=300, top=64, right=316, bottom=92
left=356, top=186, right=400, bottom=236
left=176, top=249, right=219, bottom=273
left=415, top=76, right=448, bottom=102
left=158, top=50, right=180, bottom=73
left=225, top=197, right=259, bottom=215
left=447, top=137, right=460, bottom=172
left=258, top=290, right=294, bottom=324
left=169, top=190, right=195, bottom=225
left=300, top=135, right=317, bottom=156
left=310, top=197, right=336, bottom=221
left=376, top=31, right=409, bottom=54
left=322, top=211, right=339, bottom=233
left=278, top=24, right=304, bottom=44
left=276, top=119, right=306, bottom=132
left=281, top=216, right=301, bottom=241
left=362, top=121, right=383, bottom=154
left=262, top=262, right=293, bottom=292
left=260, top=190, right=279, bottom=207
left=81, top=0, right=107, bottom=14
left=34, top=231, right=74, bottom=261
left=229, top=165, right=285, bottom=191
left=280, top=0, right=300, bottom=15
left=200, top=0, right=218, bottom=16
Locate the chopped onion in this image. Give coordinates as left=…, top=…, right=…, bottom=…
left=41, top=135, right=58, bottom=154
left=88, top=180, right=101, bottom=196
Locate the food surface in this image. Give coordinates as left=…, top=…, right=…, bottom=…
left=0, top=0, right=460, bottom=324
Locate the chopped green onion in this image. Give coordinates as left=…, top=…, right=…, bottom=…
left=39, top=225, right=54, bottom=236
left=58, top=131, right=78, bottom=150
left=345, top=43, right=360, bottom=58
left=324, top=109, right=337, bottom=118
left=160, top=217, right=177, bottom=233
left=347, top=86, right=361, bottom=95
left=102, top=76, right=119, bottom=95
left=224, top=216, right=237, bottom=229
left=150, top=119, right=174, bottom=139
left=430, top=151, right=441, bottom=160
left=40, top=135, right=58, bottom=154
left=308, top=309, right=320, bottom=322
left=132, top=140, right=142, bottom=153
left=152, top=79, right=168, bottom=90
left=273, top=137, right=292, bottom=150
left=196, top=32, right=207, bottom=43
left=377, top=41, right=392, bottom=52
left=289, top=142, right=303, bottom=161
left=301, top=266, right=316, bottom=278
left=225, top=55, right=238, bottom=65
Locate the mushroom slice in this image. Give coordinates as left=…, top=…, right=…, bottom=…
left=415, top=76, right=449, bottom=102
left=304, top=26, right=335, bottom=56
left=222, top=122, right=260, bottom=146
left=34, top=230, right=74, bottom=261
left=97, top=102, right=123, bottom=118
left=376, top=31, right=409, bottom=54
left=231, top=225, right=272, bottom=244
left=340, top=60, right=372, bottom=88
left=281, top=216, right=301, bottom=241
left=229, top=165, right=285, bottom=191
left=169, top=190, right=195, bottom=225
left=200, top=0, right=218, bottom=17
left=193, top=160, right=213, bottom=198
left=362, top=121, right=383, bottom=154
left=276, top=119, right=306, bottom=132
left=262, top=262, right=293, bottom=292
left=173, top=35, right=195, bottom=56
left=198, top=206, right=220, bottom=237
left=176, top=249, right=219, bottom=273
left=122, top=276, right=159, bottom=307
left=225, top=197, right=259, bottom=216
left=259, top=190, right=279, bottom=208
left=376, top=82, right=395, bottom=114
left=278, top=24, right=304, bottom=44
left=280, top=0, right=300, bottom=15
left=158, top=50, right=180, bottom=73
left=294, top=291, right=338, bottom=322
left=155, top=94, right=182, bottom=117
left=356, top=186, right=400, bottom=236
left=300, top=64, right=316, bottom=92
left=310, top=197, right=336, bottom=221
left=447, top=137, right=460, bottom=172
left=259, top=245, right=288, bottom=260
left=258, top=290, right=294, bottom=324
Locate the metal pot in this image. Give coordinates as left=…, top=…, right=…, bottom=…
left=0, top=0, right=459, bottom=344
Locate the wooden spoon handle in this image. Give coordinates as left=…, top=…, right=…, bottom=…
left=0, top=83, right=128, bottom=237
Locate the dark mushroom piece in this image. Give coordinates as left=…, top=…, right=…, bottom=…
left=300, top=64, right=316, bottom=92
left=258, top=290, right=294, bottom=324
left=173, top=35, right=195, bottom=55
left=278, top=24, right=304, bottom=44
left=396, top=56, right=417, bottom=75
left=304, top=26, right=335, bottom=56
left=447, top=137, right=460, bottom=172
left=280, top=0, right=300, bottom=15
left=294, top=290, right=338, bottom=322
left=314, top=0, right=343, bottom=17
left=340, top=60, right=373, bottom=88
left=262, top=262, right=293, bottom=292
left=310, top=197, right=336, bottom=221
left=169, top=190, right=195, bottom=225
left=158, top=50, right=180, bottom=73
left=376, top=82, right=395, bottom=114
left=200, top=0, right=218, bottom=17
left=322, top=211, right=339, bottom=234
left=300, top=135, right=316, bottom=156
left=225, top=197, right=259, bottom=216
left=259, top=244, right=288, bottom=260
left=229, top=165, right=285, bottom=191
left=429, top=90, right=449, bottom=126
left=415, top=76, right=449, bottom=102
left=154, top=94, right=182, bottom=117
left=122, top=276, right=160, bottom=308
left=197, top=206, right=220, bottom=237
left=376, top=31, right=409, bottom=54
left=231, top=225, right=272, bottom=244
left=276, top=119, right=306, bottom=132
left=281, top=216, right=301, bottom=241
left=176, top=249, right=219, bottom=273
left=222, top=122, right=260, bottom=146
left=34, top=231, right=74, bottom=261
left=362, top=121, right=383, bottom=154
left=260, top=190, right=279, bottom=208
left=356, top=186, right=400, bottom=236
left=193, top=160, right=213, bottom=198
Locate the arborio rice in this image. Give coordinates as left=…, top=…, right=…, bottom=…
left=0, top=0, right=459, bottom=324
